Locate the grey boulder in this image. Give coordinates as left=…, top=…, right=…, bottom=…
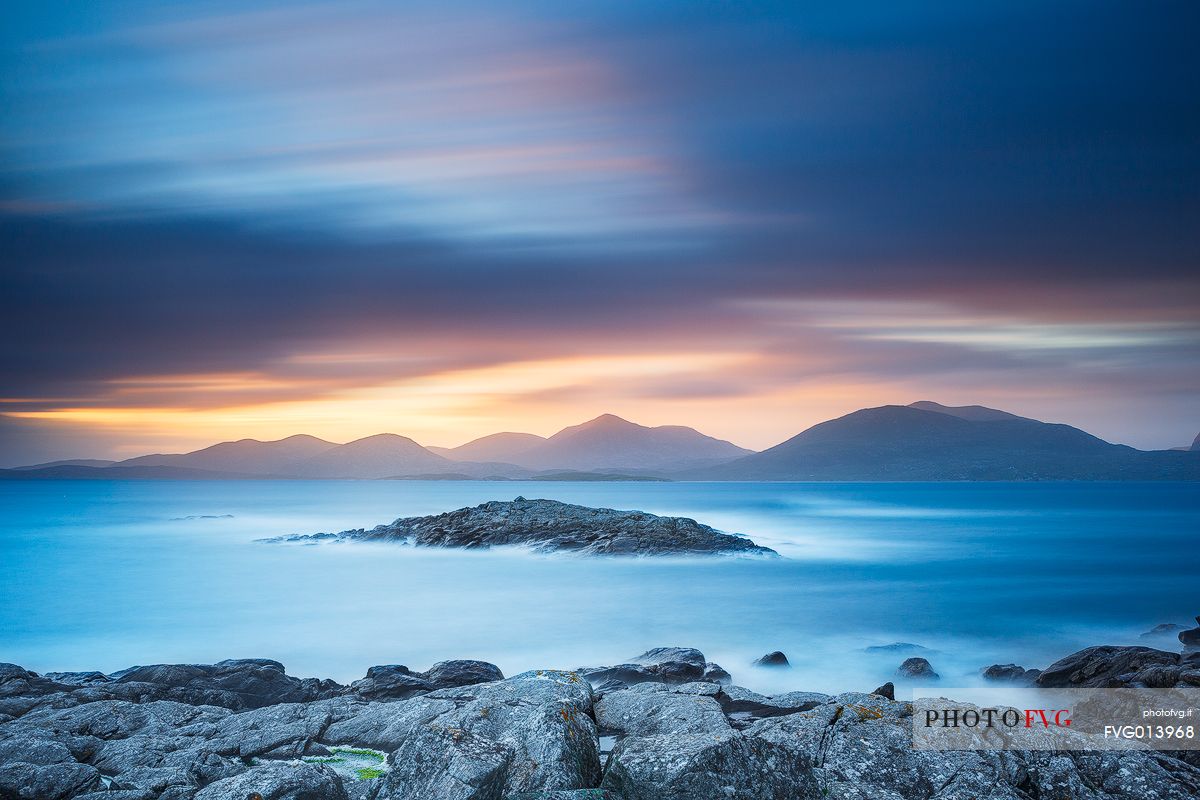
left=349, top=660, right=505, bottom=702
left=375, top=723, right=512, bottom=800
left=193, top=761, right=348, bottom=800
left=577, top=647, right=730, bottom=687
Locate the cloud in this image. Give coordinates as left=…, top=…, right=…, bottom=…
left=1, top=1, right=1197, bottom=458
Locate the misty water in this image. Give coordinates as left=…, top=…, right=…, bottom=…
left=2, top=480, right=1197, bottom=695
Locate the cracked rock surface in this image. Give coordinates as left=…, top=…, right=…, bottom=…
left=2, top=645, right=1198, bottom=799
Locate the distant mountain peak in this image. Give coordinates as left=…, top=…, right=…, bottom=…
left=1192, top=432, right=1200, bottom=452
left=687, top=402, right=1200, bottom=481
left=908, top=400, right=1026, bottom=422
left=345, top=432, right=423, bottom=445
left=578, top=413, right=641, bottom=429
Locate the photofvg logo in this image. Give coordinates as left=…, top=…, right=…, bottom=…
left=923, top=706, right=1071, bottom=730
left=912, top=688, right=1200, bottom=751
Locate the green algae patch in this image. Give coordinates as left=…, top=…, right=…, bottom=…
left=302, top=745, right=389, bottom=780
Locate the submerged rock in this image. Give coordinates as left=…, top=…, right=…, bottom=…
left=981, top=663, right=1040, bottom=684
left=1141, top=622, right=1187, bottom=640
left=895, top=657, right=939, bottom=680
left=864, top=642, right=929, bottom=654
left=264, top=498, right=778, bottom=557
left=751, top=651, right=789, bottom=667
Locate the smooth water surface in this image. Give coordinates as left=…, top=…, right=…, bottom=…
left=1, top=480, right=1196, bottom=694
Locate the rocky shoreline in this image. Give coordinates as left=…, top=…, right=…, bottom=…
left=4, top=629, right=1200, bottom=800
left=263, top=498, right=778, bottom=557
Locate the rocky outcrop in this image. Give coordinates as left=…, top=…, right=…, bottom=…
left=0, top=659, right=344, bottom=719
left=575, top=648, right=731, bottom=689
left=1036, top=645, right=1200, bottom=688
left=263, top=498, right=778, bottom=557
left=1181, top=617, right=1200, bottom=653
left=348, top=660, right=504, bottom=701
left=3, top=647, right=1200, bottom=799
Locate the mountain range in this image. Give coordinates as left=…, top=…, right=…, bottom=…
left=5, top=403, right=1198, bottom=481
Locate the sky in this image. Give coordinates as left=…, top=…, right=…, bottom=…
left=1, top=0, right=1197, bottom=465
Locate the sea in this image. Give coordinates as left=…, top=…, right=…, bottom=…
left=1, top=480, right=1196, bottom=695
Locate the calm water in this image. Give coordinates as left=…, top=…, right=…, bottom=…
left=1, top=480, right=1196, bottom=695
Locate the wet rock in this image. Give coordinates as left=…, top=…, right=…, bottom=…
left=348, top=660, right=505, bottom=701
left=895, top=657, right=939, bottom=680
left=864, top=642, right=929, bottom=654
left=982, top=663, right=1040, bottom=684
left=110, top=658, right=344, bottom=710
left=425, top=659, right=505, bottom=690
left=267, top=498, right=778, bottom=557
left=751, top=651, right=789, bottom=667
left=577, top=647, right=729, bottom=688
left=1181, top=616, right=1200, bottom=652
left=349, top=665, right=432, bottom=700
left=701, top=663, right=732, bottom=685
left=193, top=761, right=348, bottom=800
left=711, top=685, right=827, bottom=729
left=0, top=659, right=345, bottom=716
left=1036, top=646, right=1183, bottom=688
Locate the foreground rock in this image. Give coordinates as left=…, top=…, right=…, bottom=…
left=3, top=644, right=1200, bottom=799
left=263, top=497, right=778, bottom=557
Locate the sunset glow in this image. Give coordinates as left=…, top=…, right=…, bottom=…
left=1, top=1, right=1197, bottom=465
